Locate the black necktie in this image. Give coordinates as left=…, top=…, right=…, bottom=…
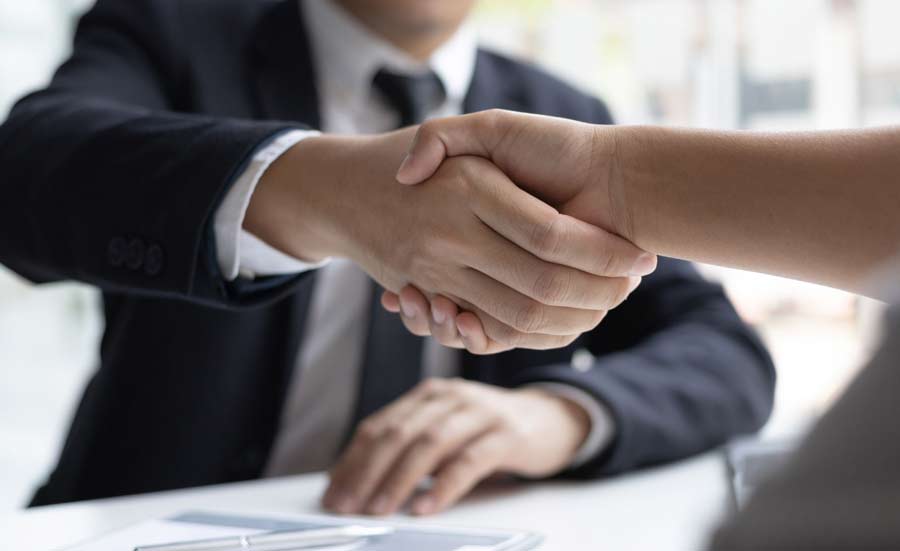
left=371, top=68, right=446, bottom=128
left=354, top=68, right=446, bottom=422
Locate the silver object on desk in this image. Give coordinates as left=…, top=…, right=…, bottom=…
left=133, top=525, right=394, bottom=551
left=725, top=438, right=796, bottom=509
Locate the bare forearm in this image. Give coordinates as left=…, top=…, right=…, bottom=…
left=617, top=126, right=900, bottom=297
left=244, top=135, right=359, bottom=263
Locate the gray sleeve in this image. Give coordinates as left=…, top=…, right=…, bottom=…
left=710, top=305, right=900, bottom=550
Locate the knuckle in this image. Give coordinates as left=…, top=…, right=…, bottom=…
left=529, top=215, right=566, bottom=259
left=418, top=119, right=438, bottom=138
left=592, top=248, right=616, bottom=276
left=382, top=421, right=413, bottom=444
left=456, top=448, right=482, bottom=470
left=417, top=426, right=447, bottom=449
left=491, top=322, right=524, bottom=347
left=356, top=420, right=381, bottom=443
left=418, top=378, right=442, bottom=395
left=445, top=377, right=470, bottom=399
left=513, top=300, right=546, bottom=334
left=531, top=267, right=572, bottom=305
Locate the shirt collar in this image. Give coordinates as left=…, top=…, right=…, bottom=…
left=300, top=0, right=477, bottom=113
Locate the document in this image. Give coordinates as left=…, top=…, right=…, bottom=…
left=64, top=510, right=543, bottom=551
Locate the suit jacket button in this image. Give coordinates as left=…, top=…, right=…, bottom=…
left=144, top=244, right=164, bottom=276
left=125, top=239, right=145, bottom=270
left=107, top=237, right=127, bottom=267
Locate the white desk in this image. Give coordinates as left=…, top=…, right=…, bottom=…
left=2, top=452, right=730, bottom=551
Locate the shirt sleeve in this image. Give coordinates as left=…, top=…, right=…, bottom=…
left=530, top=382, right=616, bottom=469
left=213, top=129, right=330, bottom=281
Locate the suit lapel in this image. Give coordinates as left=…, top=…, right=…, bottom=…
left=352, top=285, right=426, bottom=428
left=251, top=0, right=321, bottom=127
left=463, top=50, right=528, bottom=114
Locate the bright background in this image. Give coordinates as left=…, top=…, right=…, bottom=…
left=1, top=0, right=895, bottom=512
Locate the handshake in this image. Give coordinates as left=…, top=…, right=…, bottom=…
left=246, top=110, right=657, bottom=354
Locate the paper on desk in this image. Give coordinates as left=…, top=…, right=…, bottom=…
left=62, top=511, right=542, bottom=551
left=64, top=519, right=258, bottom=551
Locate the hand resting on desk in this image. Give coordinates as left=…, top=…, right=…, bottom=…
left=322, top=378, right=591, bottom=517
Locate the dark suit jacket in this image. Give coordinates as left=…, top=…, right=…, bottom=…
left=0, top=0, right=776, bottom=506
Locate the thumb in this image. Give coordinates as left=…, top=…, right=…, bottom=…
left=395, top=127, right=447, bottom=185
left=396, top=110, right=507, bottom=185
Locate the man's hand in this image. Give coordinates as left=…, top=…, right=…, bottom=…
left=246, top=127, right=652, bottom=351
left=322, top=378, right=591, bottom=517
left=397, top=110, right=633, bottom=236
left=380, top=110, right=655, bottom=352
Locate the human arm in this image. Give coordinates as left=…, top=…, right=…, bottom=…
left=0, top=0, right=649, bottom=337
left=395, top=109, right=900, bottom=298
left=323, top=259, right=775, bottom=516
left=0, top=0, right=305, bottom=306
left=243, top=130, right=651, bottom=351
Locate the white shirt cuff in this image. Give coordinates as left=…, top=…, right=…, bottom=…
left=531, top=382, right=616, bottom=469
left=213, top=129, right=329, bottom=281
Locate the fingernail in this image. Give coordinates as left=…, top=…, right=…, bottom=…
left=630, top=253, right=657, bottom=276
left=412, top=495, right=437, bottom=516
left=400, top=300, right=417, bottom=319
left=396, top=154, right=413, bottom=182
left=431, top=304, right=447, bottom=325
left=369, top=496, right=392, bottom=516
left=457, top=322, right=470, bottom=338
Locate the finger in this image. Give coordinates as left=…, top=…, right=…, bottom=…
left=448, top=309, right=517, bottom=355
left=401, top=289, right=474, bottom=350
left=473, top=305, right=582, bottom=351
left=450, top=268, right=607, bottom=336
left=381, top=291, right=401, bottom=313
left=411, top=431, right=511, bottom=516
left=452, top=294, right=584, bottom=352
left=366, top=406, right=497, bottom=515
left=428, top=295, right=464, bottom=349
left=456, top=311, right=493, bottom=354
left=462, top=216, right=646, bottom=310
left=396, top=286, right=432, bottom=337
left=324, top=383, right=455, bottom=513
left=472, top=176, right=656, bottom=278
left=396, top=111, right=504, bottom=185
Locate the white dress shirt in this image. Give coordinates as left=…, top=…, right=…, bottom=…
left=211, top=0, right=613, bottom=477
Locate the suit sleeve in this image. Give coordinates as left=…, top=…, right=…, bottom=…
left=0, top=0, right=306, bottom=307
left=503, top=258, right=775, bottom=477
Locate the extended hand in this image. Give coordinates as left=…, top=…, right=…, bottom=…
left=247, top=127, right=652, bottom=351
left=322, top=378, right=591, bottom=516
left=379, top=111, right=654, bottom=352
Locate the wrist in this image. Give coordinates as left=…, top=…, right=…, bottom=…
left=244, top=135, right=357, bottom=263
left=598, top=125, right=642, bottom=244
left=610, top=125, right=666, bottom=250
left=522, top=388, right=591, bottom=457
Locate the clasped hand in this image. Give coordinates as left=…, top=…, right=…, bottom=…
left=249, top=124, right=653, bottom=353
left=377, top=111, right=657, bottom=353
